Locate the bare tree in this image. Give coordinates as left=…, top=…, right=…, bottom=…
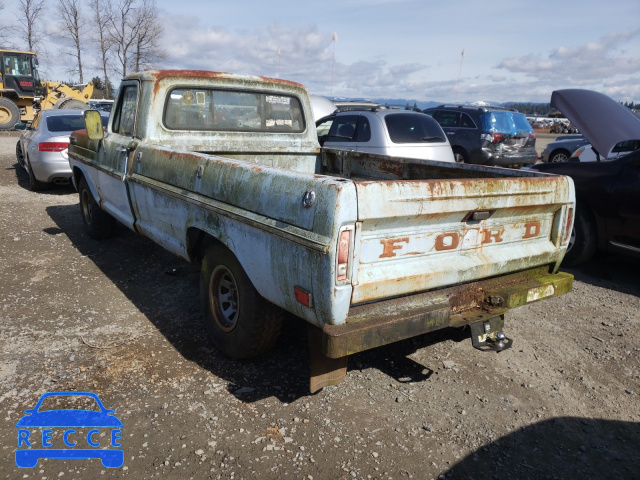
left=0, top=1, right=9, bottom=47
left=108, top=0, right=164, bottom=77
left=89, top=0, right=113, bottom=97
left=57, top=0, right=87, bottom=83
left=131, top=0, right=165, bottom=72
left=16, top=0, right=47, bottom=52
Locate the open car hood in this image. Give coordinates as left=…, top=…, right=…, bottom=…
left=551, top=89, right=640, bottom=156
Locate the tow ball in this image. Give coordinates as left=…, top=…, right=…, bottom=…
left=469, top=315, right=512, bottom=352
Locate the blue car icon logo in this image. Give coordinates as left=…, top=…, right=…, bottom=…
left=16, top=391, right=123, bottom=468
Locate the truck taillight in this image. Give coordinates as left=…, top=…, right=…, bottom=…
left=563, top=207, right=574, bottom=244
left=336, top=227, right=353, bottom=282
left=39, top=142, right=68, bottom=152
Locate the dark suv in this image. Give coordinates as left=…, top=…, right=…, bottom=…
left=424, top=105, right=537, bottom=166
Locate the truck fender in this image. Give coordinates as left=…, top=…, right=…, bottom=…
left=72, top=166, right=100, bottom=202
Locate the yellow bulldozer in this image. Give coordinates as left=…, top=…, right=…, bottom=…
left=0, top=48, right=93, bottom=130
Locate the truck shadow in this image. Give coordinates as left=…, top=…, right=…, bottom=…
left=561, top=252, right=640, bottom=298
left=441, top=417, right=640, bottom=479
left=46, top=204, right=452, bottom=403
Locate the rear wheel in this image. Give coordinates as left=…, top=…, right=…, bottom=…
left=550, top=149, right=570, bottom=163
left=0, top=98, right=20, bottom=130
left=200, top=244, right=282, bottom=359
left=453, top=148, right=468, bottom=163
left=563, top=207, right=597, bottom=266
left=78, top=177, right=116, bottom=238
left=26, top=158, right=49, bottom=191
left=16, top=141, right=25, bottom=168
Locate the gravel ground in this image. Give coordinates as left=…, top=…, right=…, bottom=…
left=1, top=131, right=639, bottom=480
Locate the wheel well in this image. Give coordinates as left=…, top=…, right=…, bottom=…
left=452, top=147, right=468, bottom=162
left=550, top=148, right=570, bottom=158
left=574, top=198, right=603, bottom=247
left=72, top=167, right=84, bottom=190
left=0, top=92, right=20, bottom=103
left=186, top=228, right=228, bottom=266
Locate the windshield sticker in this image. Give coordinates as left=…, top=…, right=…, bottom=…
left=266, top=95, right=290, bottom=105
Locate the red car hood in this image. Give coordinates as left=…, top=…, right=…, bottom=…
left=551, top=89, right=640, bottom=157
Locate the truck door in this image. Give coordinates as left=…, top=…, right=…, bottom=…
left=97, top=81, right=139, bottom=229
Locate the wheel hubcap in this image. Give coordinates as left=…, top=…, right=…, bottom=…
left=210, top=266, right=239, bottom=332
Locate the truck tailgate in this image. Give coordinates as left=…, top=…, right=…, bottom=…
left=351, top=176, right=573, bottom=304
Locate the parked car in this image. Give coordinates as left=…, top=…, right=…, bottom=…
left=15, top=109, right=109, bottom=191
left=568, top=139, right=640, bottom=162
left=423, top=105, right=537, bottom=166
left=540, top=134, right=588, bottom=162
left=530, top=89, right=640, bottom=265
left=309, top=95, right=336, bottom=121
left=87, top=99, right=114, bottom=112
left=316, top=106, right=455, bottom=163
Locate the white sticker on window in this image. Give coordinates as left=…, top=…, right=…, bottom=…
left=266, top=95, right=290, bottom=105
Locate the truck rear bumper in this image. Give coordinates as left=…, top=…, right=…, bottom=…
left=321, top=266, right=573, bottom=358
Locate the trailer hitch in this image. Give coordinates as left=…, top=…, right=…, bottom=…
left=469, top=316, right=512, bottom=352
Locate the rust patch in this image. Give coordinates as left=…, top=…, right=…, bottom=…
left=147, top=69, right=306, bottom=97
left=449, top=288, right=484, bottom=314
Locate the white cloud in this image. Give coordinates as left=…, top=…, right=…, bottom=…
left=497, top=30, right=640, bottom=88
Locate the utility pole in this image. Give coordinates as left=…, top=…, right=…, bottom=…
left=331, top=31, right=337, bottom=96
left=455, top=49, right=465, bottom=102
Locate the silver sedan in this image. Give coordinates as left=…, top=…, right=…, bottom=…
left=16, top=109, right=109, bottom=191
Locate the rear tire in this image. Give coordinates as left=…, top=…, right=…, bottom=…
left=200, top=244, right=282, bottom=359
left=0, top=98, right=20, bottom=130
left=563, top=207, right=597, bottom=266
left=26, top=158, right=49, bottom=191
left=453, top=148, right=468, bottom=163
left=550, top=150, right=570, bottom=163
left=16, top=141, right=25, bottom=168
left=78, top=177, right=116, bottom=238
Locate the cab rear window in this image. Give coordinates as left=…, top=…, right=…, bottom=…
left=164, top=88, right=305, bottom=132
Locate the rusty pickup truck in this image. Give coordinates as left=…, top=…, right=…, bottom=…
left=68, top=70, right=575, bottom=392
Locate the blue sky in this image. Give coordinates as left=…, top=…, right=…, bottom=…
left=3, top=0, right=640, bottom=103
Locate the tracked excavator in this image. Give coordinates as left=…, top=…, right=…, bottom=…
left=0, top=48, right=93, bottom=130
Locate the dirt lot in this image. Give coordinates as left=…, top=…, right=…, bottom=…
left=1, top=131, right=638, bottom=480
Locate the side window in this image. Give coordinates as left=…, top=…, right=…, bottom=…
left=438, top=111, right=460, bottom=128
left=328, top=115, right=358, bottom=141
left=356, top=116, right=371, bottom=142
left=112, top=85, right=138, bottom=137
left=316, top=117, right=334, bottom=146
left=460, top=113, right=476, bottom=128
